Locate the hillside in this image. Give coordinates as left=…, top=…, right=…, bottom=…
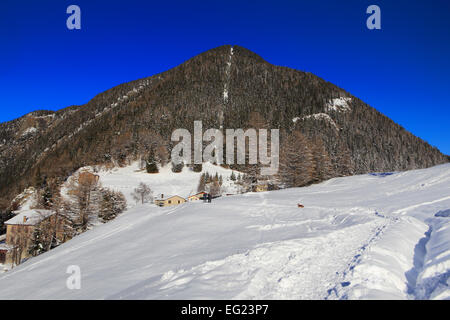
left=0, top=163, right=449, bottom=299
left=62, top=161, right=241, bottom=206
left=0, top=45, right=447, bottom=210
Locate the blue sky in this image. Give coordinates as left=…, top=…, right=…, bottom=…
left=1, top=0, right=449, bottom=154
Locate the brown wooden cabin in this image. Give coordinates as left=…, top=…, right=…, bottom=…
left=2, top=209, right=68, bottom=265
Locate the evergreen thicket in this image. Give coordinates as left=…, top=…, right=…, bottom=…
left=146, top=149, right=159, bottom=174
left=99, top=189, right=127, bottom=222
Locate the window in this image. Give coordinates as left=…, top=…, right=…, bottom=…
left=168, top=200, right=171, bottom=204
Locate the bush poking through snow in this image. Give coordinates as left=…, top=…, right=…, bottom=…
left=172, top=162, right=184, bottom=173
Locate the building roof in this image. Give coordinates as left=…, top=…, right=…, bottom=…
left=188, top=191, right=206, bottom=197
left=155, top=195, right=185, bottom=201
left=188, top=192, right=205, bottom=198
left=5, top=209, right=55, bottom=226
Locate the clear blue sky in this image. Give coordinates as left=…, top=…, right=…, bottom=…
left=1, top=0, right=449, bottom=154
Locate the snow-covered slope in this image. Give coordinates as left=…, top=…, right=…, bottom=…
left=62, top=161, right=241, bottom=206
left=0, top=164, right=449, bottom=299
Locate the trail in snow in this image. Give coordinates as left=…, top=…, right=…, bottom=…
left=326, top=217, right=394, bottom=300
left=405, top=225, right=432, bottom=297
left=407, top=215, right=450, bottom=300
left=219, top=45, right=233, bottom=134
left=223, top=46, right=233, bottom=104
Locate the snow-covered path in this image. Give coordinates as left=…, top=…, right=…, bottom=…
left=0, top=164, right=449, bottom=299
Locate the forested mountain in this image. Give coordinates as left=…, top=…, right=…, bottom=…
left=0, top=45, right=447, bottom=210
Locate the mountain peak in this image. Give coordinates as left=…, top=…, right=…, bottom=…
left=0, top=45, right=447, bottom=209
left=186, top=45, right=267, bottom=67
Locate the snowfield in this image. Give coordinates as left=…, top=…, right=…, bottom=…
left=62, top=161, right=241, bottom=205
left=0, top=164, right=449, bottom=299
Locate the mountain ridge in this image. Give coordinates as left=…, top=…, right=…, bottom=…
left=0, top=45, right=447, bottom=209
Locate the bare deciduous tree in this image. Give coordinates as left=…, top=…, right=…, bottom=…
left=67, top=171, right=100, bottom=232
left=132, top=183, right=153, bottom=204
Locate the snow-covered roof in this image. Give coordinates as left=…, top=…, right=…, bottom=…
left=5, top=209, right=55, bottom=226
left=189, top=191, right=206, bottom=196
left=0, top=243, right=13, bottom=251
left=188, top=192, right=207, bottom=198
left=155, top=195, right=185, bottom=201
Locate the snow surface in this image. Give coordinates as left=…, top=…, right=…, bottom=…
left=10, top=187, right=36, bottom=212
left=223, top=46, right=233, bottom=103
left=299, top=113, right=339, bottom=130
left=0, top=164, right=449, bottom=299
left=326, top=97, right=351, bottom=112
left=5, top=209, right=54, bottom=226
left=21, top=127, right=38, bottom=137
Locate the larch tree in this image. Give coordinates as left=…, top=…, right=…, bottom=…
left=66, top=171, right=100, bottom=233
left=311, top=137, right=333, bottom=183
left=278, top=130, right=314, bottom=187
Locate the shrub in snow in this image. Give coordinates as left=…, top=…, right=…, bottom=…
left=172, top=162, right=184, bottom=173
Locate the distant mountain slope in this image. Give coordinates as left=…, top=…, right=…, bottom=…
left=0, top=45, right=447, bottom=209
left=1, top=163, right=449, bottom=299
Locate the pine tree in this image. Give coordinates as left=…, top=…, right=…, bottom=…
left=146, top=149, right=159, bottom=173
left=99, top=189, right=127, bottom=222
left=230, top=171, right=236, bottom=181
left=41, top=184, right=53, bottom=209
